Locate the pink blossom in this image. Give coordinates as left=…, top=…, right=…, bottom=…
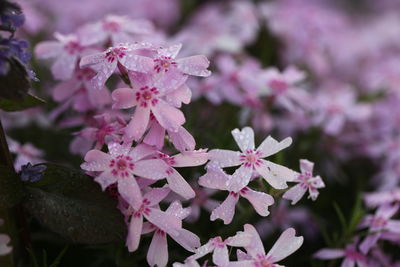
left=358, top=204, right=400, bottom=254
left=283, top=159, right=325, bottom=205
left=52, top=67, right=111, bottom=112
left=209, top=127, right=297, bottom=190
left=314, top=242, right=368, bottom=267
left=8, top=138, right=44, bottom=171
left=229, top=224, right=303, bottom=267
left=190, top=230, right=252, bottom=266
left=364, top=188, right=400, bottom=208
left=35, top=32, right=87, bottom=80
left=111, top=73, right=187, bottom=141
left=199, top=164, right=274, bottom=224
left=154, top=150, right=208, bottom=199
left=142, top=201, right=200, bottom=267
left=119, top=187, right=182, bottom=252
left=81, top=142, right=169, bottom=209
left=79, top=43, right=154, bottom=89
left=77, top=15, right=154, bottom=46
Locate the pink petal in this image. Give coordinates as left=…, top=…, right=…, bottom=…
left=165, top=85, right=192, bottom=108
left=129, top=143, right=157, bottom=161
left=228, top=165, right=253, bottom=192
left=313, top=249, right=345, bottom=259
left=213, top=245, right=229, bottom=266
left=0, top=234, right=12, bottom=256
left=198, top=164, right=230, bottom=190
left=166, top=201, right=191, bottom=220
left=300, top=159, right=314, bottom=174
left=121, top=54, right=154, bottom=73
left=126, top=214, right=143, bottom=252
left=192, top=241, right=214, bottom=260
left=88, top=86, right=111, bottom=107
left=107, top=142, right=130, bottom=157
left=241, top=188, right=274, bottom=216
left=132, top=159, right=169, bottom=180
left=81, top=150, right=111, bottom=171
left=142, top=222, right=156, bottom=234
left=266, top=228, right=303, bottom=262
left=158, top=44, right=182, bottom=58
left=256, top=160, right=298, bottom=189
left=208, top=149, right=242, bottom=168
left=231, top=127, right=255, bottom=152
left=257, top=136, right=292, bottom=158
left=147, top=231, right=168, bottom=267
left=51, top=53, right=77, bottom=80
left=210, top=193, right=239, bottom=224
left=282, top=184, right=307, bottom=205
left=172, top=150, right=209, bottom=167
left=226, top=231, right=252, bottom=247
left=152, top=99, right=185, bottom=133
left=111, top=88, right=137, bottom=109
left=53, top=79, right=80, bottom=101
left=176, top=55, right=211, bottom=77
left=118, top=177, right=142, bottom=210
left=243, top=224, right=265, bottom=258
left=167, top=169, right=195, bottom=199
left=94, top=170, right=117, bottom=190
left=169, top=126, right=196, bottom=152
left=146, top=208, right=182, bottom=233
left=143, top=187, right=171, bottom=206
left=125, top=107, right=151, bottom=141
left=387, top=220, right=400, bottom=233
left=169, top=228, right=201, bottom=252
left=359, top=233, right=380, bottom=254
left=90, top=60, right=117, bottom=90
left=80, top=52, right=105, bottom=68
left=144, top=120, right=166, bottom=149
left=227, top=261, right=254, bottom=267
left=34, top=41, right=62, bottom=59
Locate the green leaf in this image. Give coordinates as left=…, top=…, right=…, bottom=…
left=0, top=93, right=45, bottom=112
left=24, top=164, right=127, bottom=244
left=0, top=164, right=25, bottom=209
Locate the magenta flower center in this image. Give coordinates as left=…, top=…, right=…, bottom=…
left=344, top=249, right=365, bottom=262
left=269, top=79, right=288, bottom=95
left=64, top=40, right=83, bottom=55
left=136, top=86, right=160, bottom=107
left=154, top=57, right=177, bottom=73
left=371, top=216, right=387, bottom=228
left=254, top=254, right=274, bottom=267
left=102, top=20, right=121, bottom=33
left=211, top=237, right=225, bottom=248
left=156, top=152, right=176, bottom=166
left=76, top=68, right=96, bottom=81
left=109, top=155, right=134, bottom=177
left=105, top=47, right=126, bottom=63
left=240, top=149, right=262, bottom=168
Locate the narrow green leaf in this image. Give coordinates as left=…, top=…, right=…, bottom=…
left=333, top=202, right=347, bottom=235
left=49, top=245, right=69, bottom=267
left=0, top=94, right=45, bottom=112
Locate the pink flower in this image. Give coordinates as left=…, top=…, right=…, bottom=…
left=143, top=115, right=196, bottom=152
left=358, top=204, right=400, bottom=254
left=154, top=150, right=208, bottom=199
left=209, top=127, right=297, bottom=190
left=283, top=159, right=325, bottom=205
left=153, top=44, right=211, bottom=77
left=119, top=187, right=182, bottom=252
left=0, top=219, right=12, bottom=256
left=142, top=201, right=200, bottom=267
left=35, top=32, right=86, bottom=80
left=364, top=188, right=400, bottom=208
left=77, top=15, right=154, bottom=46
left=314, top=242, right=368, bottom=267
left=81, top=142, right=169, bottom=209
left=229, top=224, right=303, bottom=267
left=111, top=73, right=187, bottom=141
left=52, top=67, right=111, bottom=112
left=190, top=230, right=251, bottom=266
left=199, top=164, right=274, bottom=224
left=8, top=138, right=44, bottom=171
left=79, top=43, right=154, bottom=89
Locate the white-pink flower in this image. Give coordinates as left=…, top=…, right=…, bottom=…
left=35, top=32, right=87, bottom=80
left=77, top=15, right=154, bottom=46
left=0, top=219, right=12, bottom=256
left=79, top=43, right=154, bottom=89
left=81, top=142, right=169, bottom=209
left=199, top=164, right=274, bottom=224
left=209, top=127, right=297, bottom=190
left=229, top=224, right=303, bottom=267
left=283, top=159, right=325, bottom=205
left=142, top=201, right=200, bottom=267
left=154, top=150, right=208, bottom=199
left=111, top=73, right=187, bottom=141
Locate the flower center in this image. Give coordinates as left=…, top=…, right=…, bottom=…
left=154, top=57, right=176, bottom=73
left=371, top=216, right=387, bottom=228
left=105, top=47, right=126, bottom=63
left=240, top=149, right=262, bottom=168
left=269, top=79, right=288, bottom=95
left=64, top=40, right=82, bottom=55
left=109, top=155, right=134, bottom=177
left=135, top=86, right=159, bottom=107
